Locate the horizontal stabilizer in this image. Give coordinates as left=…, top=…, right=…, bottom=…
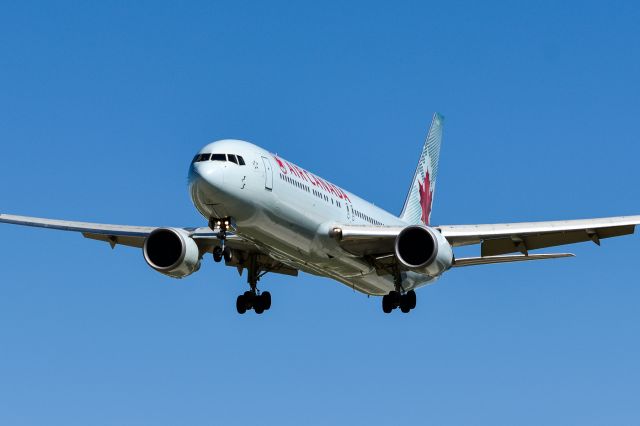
left=452, top=253, right=575, bottom=268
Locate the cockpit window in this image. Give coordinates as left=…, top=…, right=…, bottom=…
left=193, top=153, right=211, bottom=162
left=194, top=152, right=246, bottom=165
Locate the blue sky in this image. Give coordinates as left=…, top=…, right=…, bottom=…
left=1, top=1, right=639, bottom=424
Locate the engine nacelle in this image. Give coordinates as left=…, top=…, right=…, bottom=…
left=394, top=225, right=454, bottom=277
left=143, top=228, right=201, bottom=279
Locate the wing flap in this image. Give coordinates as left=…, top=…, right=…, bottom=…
left=453, top=253, right=575, bottom=268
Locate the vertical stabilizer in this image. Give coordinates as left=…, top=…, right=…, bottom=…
left=399, top=113, right=444, bottom=225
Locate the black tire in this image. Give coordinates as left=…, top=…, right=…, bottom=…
left=389, top=291, right=401, bottom=308
left=213, top=246, right=223, bottom=263
left=406, top=290, right=417, bottom=310
left=243, top=291, right=254, bottom=309
left=382, top=295, right=393, bottom=314
left=223, top=246, right=233, bottom=262
left=254, top=296, right=265, bottom=314
left=399, top=294, right=412, bottom=313
left=236, top=295, right=247, bottom=314
left=261, top=291, right=272, bottom=310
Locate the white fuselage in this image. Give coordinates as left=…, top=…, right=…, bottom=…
left=188, top=139, right=438, bottom=295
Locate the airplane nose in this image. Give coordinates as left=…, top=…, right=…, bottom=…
left=189, top=162, right=225, bottom=192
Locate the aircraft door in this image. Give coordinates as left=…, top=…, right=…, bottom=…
left=261, top=156, right=273, bottom=190
left=346, top=203, right=355, bottom=222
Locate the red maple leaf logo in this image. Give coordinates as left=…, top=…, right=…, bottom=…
left=418, top=171, right=433, bottom=225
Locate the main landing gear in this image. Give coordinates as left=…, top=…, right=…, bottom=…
left=236, top=253, right=272, bottom=315
left=236, top=290, right=271, bottom=315
left=382, top=268, right=417, bottom=314
left=382, top=290, right=416, bottom=314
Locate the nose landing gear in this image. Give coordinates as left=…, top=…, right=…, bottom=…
left=210, top=217, right=233, bottom=263
left=212, top=245, right=232, bottom=263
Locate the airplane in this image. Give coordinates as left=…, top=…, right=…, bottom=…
left=1, top=113, right=639, bottom=315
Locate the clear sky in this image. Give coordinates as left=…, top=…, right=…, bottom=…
left=1, top=1, right=639, bottom=424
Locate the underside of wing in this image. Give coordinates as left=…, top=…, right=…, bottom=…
left=452, top=253, right=575, bottom=267
left=329, top=226, right=403, bottom=257
left=438, top=215, right=640, bottom=256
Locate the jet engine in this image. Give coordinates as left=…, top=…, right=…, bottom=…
left=143, top=228, right=202, bottom=278
left=394, top=225, right=454, bottom=276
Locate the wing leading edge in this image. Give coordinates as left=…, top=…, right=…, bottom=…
left=0, top=213, right=256, bottom=253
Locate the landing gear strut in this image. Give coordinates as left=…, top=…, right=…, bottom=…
left=236, top=254, right=271, bottom=315
left=382, top=268, right=417, bottom=314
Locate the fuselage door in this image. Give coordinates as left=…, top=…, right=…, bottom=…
left=261, top=156, right=273, bottom=190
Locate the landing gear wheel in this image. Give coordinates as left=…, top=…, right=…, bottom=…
left=236, top=295, right=247, bottom=314
left=213, top=246, right=223, bottom=263
left=382, top=295, right=393, bottom=314
left=261, top=291, right=272, bottom=310
left=389, top=291, right=401, bottom=307
left=400, top=297, right=412, bottom=314
left=254, top=296, right=265, bottom=314
left=406, top=290, right=417, bottom=310
left=223, top=246, right=232, bottom=262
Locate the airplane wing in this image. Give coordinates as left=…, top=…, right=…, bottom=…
left=0, top=213, right=297, bottom=276
left=330, top=215, right=640, bottom=267
left=438, top=215, right=640, bottom=256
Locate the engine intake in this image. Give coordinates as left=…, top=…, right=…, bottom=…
left=143, top=228, right=201, bottom=278
left=395, top=225, right=453, bottom=276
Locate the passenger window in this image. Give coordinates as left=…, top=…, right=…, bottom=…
left=237, top=156, right=246, bottom=165
left=228, top=154, right=238, bottom=164
left=211, top=154, right=226, bottom=161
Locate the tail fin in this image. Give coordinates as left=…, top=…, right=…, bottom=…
left=399, top=113, right=444, bottom=226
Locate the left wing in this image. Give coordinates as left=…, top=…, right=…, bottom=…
left=330, top=215, right=640, bottom=268
left=452, top=253, right=575, bottom=267
left=438, top=215, right=640, bottom=256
